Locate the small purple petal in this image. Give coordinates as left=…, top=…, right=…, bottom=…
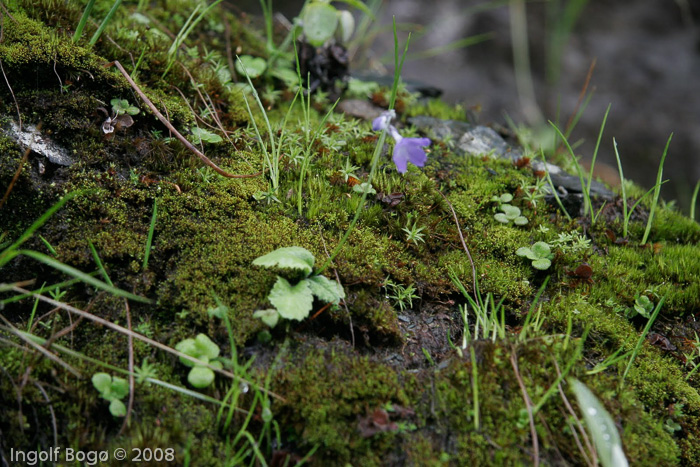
left=372, top=110, right=395, bottom=132
left=393, top=137, right=431, bottom=174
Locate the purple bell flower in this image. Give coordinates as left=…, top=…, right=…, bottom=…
left=371, top=110, right=430, bottom=174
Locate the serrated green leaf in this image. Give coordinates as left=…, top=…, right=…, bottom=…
left=268, top=276, right=314, bottom=321
left=254, top=308, right=280, bottom=327
left=569, top=379, right=628, bottom=467
left=532, top=258, right=551, bottom=270
left=188, top=366, right=215, bottom=388
left=235, top=55, right=267, bottom=78
left=303, top=3, right=338, bottom=47
left=307, top=275, right=345, bottom=305
left=253, top=247, right=315, bottom=276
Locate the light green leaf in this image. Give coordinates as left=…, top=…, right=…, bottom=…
left=110, top=376, right=129, bottom=399
left=494, top=213, right=509, bottom=224
left=307, top=275, right=345, bottom=305
left=336, top=10, right=355, bottom=43
left=499, top=193, right=513, bottom=203
left=92, top=372, right=112, bottom=394
left=109, top=399, right=127, bottom=417
left=569, top=379, right=628, bottom=467
left=532, top=258, right=551, bottom=270
left=254, top=308, right=280, bottom=327
left=175, top=334, right=220, bottom=366
left=516, top=247, right=537, bottom=260
left=303, top=3, right=339, bottom=47
left=271, top=67, right=299, bottom=88
left=500, top=204, right=521, bottom=219
left=235, top=55, right=267, bottom=79
left=514, top=216, right=528, bottom=226
left=190, top=127, right=223, bottom=144
left=531, top=241, right=552, bottom=258
left=188, top=366, right=215, bottom=388
left=175, top=338, right=198, bottom=367
left=268, top=276, right=314, bottom=321
left=253, top=247, right=315, bottom=276
left=332, top=0, right=374, bottom=17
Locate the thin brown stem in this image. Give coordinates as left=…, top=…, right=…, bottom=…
left=511, top=347, right=539, bottom=467
left=118, top=299, right=135, bottom=436
left=0, top=125, right=37, bottom=210
left=438, top=190, right=477, bottom=295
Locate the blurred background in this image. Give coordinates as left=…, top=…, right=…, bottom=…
left=238, top=0, right=700, bottom=216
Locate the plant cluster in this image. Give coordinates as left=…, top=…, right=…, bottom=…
left=252, top=247, right=345, bottom=328
left=175, top=334, right=222, bottom=388
left=516, top=241, right=554, bottom=270
left=491, top=193, right=528, bottom=225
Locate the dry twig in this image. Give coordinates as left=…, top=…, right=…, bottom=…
left=105, top=61, right=262, bottom=179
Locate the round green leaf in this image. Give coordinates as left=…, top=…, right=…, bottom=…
left=253, top=247, right=315, bottom=276
left=303, top=3, right=339, bottom=47
left=494, top=213, right=509, bottom=224
left=110, top=376, right=129, bottom=399
left=516, top=247, right=537, bottom=260
left=499, top=193, right=513, bottom=203
left=175, top=338, right=198, bottom=367
left=531, top=241, right=552, bottom=258
left=194, top=334, right=220, bottom=360
left=500, top=204, right=521, bottom=219
left=514, top=216, right=529, bottom=226
left=188, top=366, right=215, bottom=388
left=532, top=258, right=551, bottom=270
left=268, top=276, right=314, bottom=321
left=92, top=372, right=112, bottom=394
left=109, top=399, right=127, bottom=417
left=235, top=55, right=267, bottom=79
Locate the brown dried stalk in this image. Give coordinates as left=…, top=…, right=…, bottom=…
left=105, top=60, right=262, bottom=179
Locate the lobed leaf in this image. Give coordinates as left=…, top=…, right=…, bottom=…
left=268, top=276, right=314, bottom=321
left=307, top=275, right=345, bottom=305
left=253, top=247, right=315, bottom=276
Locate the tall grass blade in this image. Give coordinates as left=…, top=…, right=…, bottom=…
left=641, top=134, right=672, bottom=245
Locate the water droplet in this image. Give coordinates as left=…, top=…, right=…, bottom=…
left=603, top=434, right=610, bottom=441
left=587, top=408, right=597, bottom=416
left=240, top=382, right=249, bottom=393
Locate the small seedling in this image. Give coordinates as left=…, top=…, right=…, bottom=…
left=492, top=194, right=528, bottom=225
left=175, top=334, right=222, bottom=388
left=625, top=294, right=653, bottom=319
left=516, top=242, right=554, bottom=270
left=111, top=98, right=140, bottom=117
left=383, top=278, right=419, bottom=312
left=352, top=182, right=376, bottom=195
left=252, top=247, right=345, bottom=327
left=402, top=219, right=426, bottom=245
left=92, top=372, right=129, bottom=417
left=190, top=127, right=223, bottom=144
